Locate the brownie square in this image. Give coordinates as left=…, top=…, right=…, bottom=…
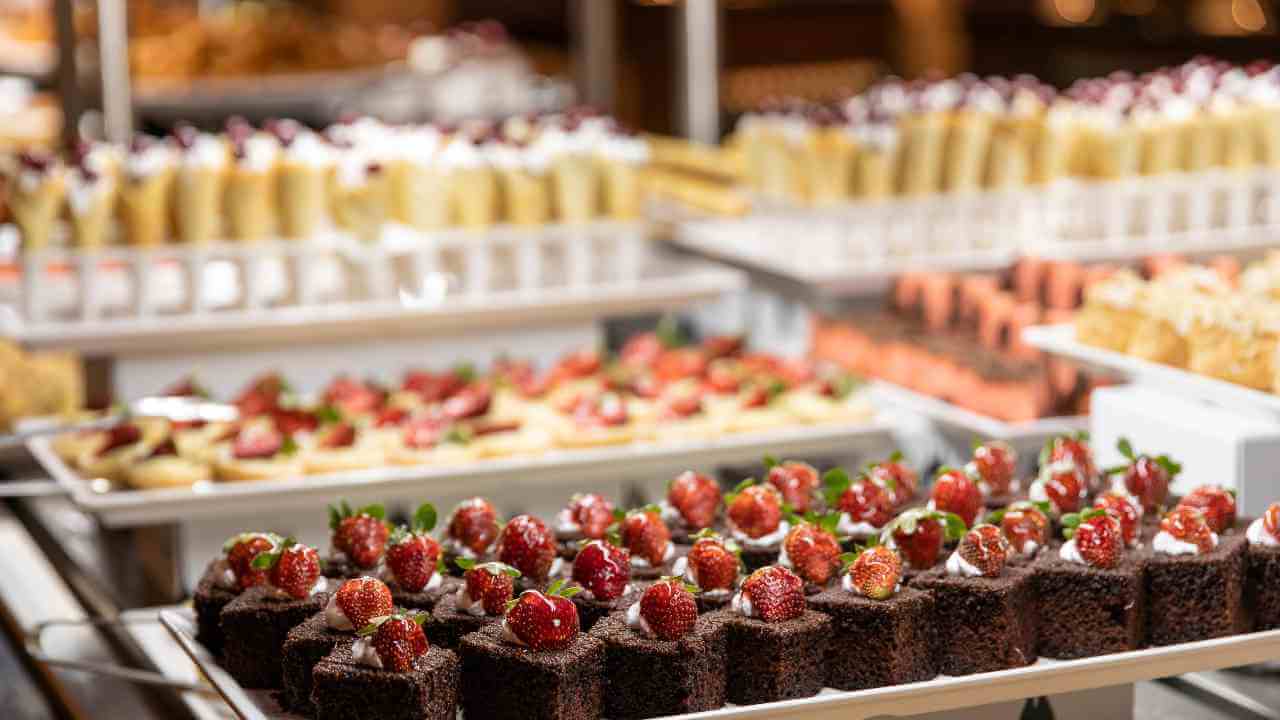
left=1248, top=544, right=1280, bottom=631
left=193, top=561, right=237, bottom=656
left=590, top=612, right=728, bottom=719
left=807, top=586, right=936, bottom=690
left=1034, top=552, right=1147, bottom=659
left=913, top=566, right=1038, bottom=675
left=571, top=582, right=645, bottom=632
left=458, top=623, right=605, bottom=720
left=389, top=576, right=459, bottom=613
left=1146, top=533, right=1249, bottom=646
left=311, top=641, right=460, bottom=720
left=428, top=592, right=499, bottom=649
left=282, top=611, right=347, bottom=714
left=220, top=584, right=331, bottom=689
left=723, top=609, right=831, bottom=705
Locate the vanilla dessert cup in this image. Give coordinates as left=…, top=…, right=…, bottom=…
left=802, top=125, right=857, bottom=205
left=275, top=125, right=333, bottom=239
left=8, top=153, right=64, bottom=250
left=598, top=130, right=649, bottom=219
left=172, top=128, right=229, bottom=244
left=545, top=125, right=602, bottom=222
left=944, top=85, right=1001, bottom=193
left=119, top=137, right=175, bottom=247
left=440, top=136, right=498, bottom=229
left=225, top=129, right=280, bottom=241
left=393, top=125, right=451, bottom=230
left=852, top=123, right=899, bottom=199
left=492, top=141, right=552, bottom=226
left=330, top=149, right=391, bottom=243
left=66, top=144, right=118, bottom=249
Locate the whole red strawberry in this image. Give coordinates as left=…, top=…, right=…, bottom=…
left=828, top=470, right=894, bottom=530
left=1178, top=486, right=1237, bottom=534
left=255, top=539, right=321, bottom=599
left=334, top=576, right=394, bottom=629
left=386, top=504, right=443, bottom=592
left=563, top=493, right=615, bottom=540
left=930, top=468, right=982, bottom=528
left=885, top=509, right=953, bottom=570
left=619, top=508, right=673, bottom=566
left=726, top=482, right=783, bottom=539
left=993, top=502, right=1049, bottom=555
left=1067, top=511, right=1123, bottom=569
left=653, top=347, right=708, bottom=383
left=498, top=514, right=558, bottom=581
left=868, top=452, right=918, bottom=507
left=737, top=566, right=805, bottom=622
left=329, top=501, right=389, bottom=569
left=1264, top=502, right=1280, bottom=543
left=1093, top=491, right=1141, bottom=547
left=448, top=497, right=500, bottom=556
left=504, top=581, right=581, bottom=651
left=318, top=422, right=357, bottom=450
left=1160, top=507, right=1216, bottom=554
left=456, top=558, right=520, bottom=615
left=223, top=532, right=279, bottom=590
left=970, top=440, right=1017, bottom=496
left=765, top=459, right=820, bottom=513
left=1033, top=461, right=1086, bottom=515
left=234, top=372, right=285, bottom=416
left=956, top=524, right=1009, bottom=578
left=232, top=425, right=284, bottom=460
left=361, top=612, right=430, bottom=672
left=782, top=519, right=841, bottom=586
left=683, top=532, right=740, bottom=591
left=98, top=423, right=142, bottom=455
left=1043, top=433, right=1097, bottom=490
left=638, top=578, right=698, bottom=641
left=846, top=545, right=903, bottom=600
left=666, top=471, right=721, bottom=529
left=322, top=375, right=385, bottom=416
left=572, top=539, right=631, bottom=600
left=1113, top=438, right=1178, bottom=511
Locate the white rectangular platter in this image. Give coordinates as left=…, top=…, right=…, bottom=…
left=867, top=381, right=1088, bottom=443
left=157, top=607, right=1280, bottom=720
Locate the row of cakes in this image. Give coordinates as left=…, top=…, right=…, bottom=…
left=1076, top=253, right=1280, bottom=393
left=189, top=433, right=1280, bottom=719
left=733, top=55, right=1280, bottom=205
left=49, top=334, right=873, bottom=491
left=3, top=108, right=650, bottom=251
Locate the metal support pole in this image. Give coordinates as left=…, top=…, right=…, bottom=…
left=52, top=0, right=79, bottom=147
left=96, top=0, right=134, bottom=142
left=677, top=0, right=721, bottom=144
left=572, top=0, right=617, bottom=112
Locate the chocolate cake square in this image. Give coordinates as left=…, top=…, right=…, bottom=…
left=427, top=592, right=499, bottom=650
left=807, top=586, right=936, bottom=690
left=571, top=582, right=645, bottom=632
left=912, top=566, right=1038, bottom=675
left=311, top=641, right=460, bottom=720
left=1034, top=552, right=1147, bottom=659
left=589, top=612, right=728, bottom=719
left=281, top=611, right=347, bottom=714
left=1146, top=533, right=1249, bottom=646
left=723, top=609, right=831, bottom=705
left=458, top=623, right=605, bottom=720
left=193, top=561, right=237, bottom=656
left=219, top=584, right=331, bottom=689
left=1248, top=544, right=1280, bottom=631
left=738, top=544, right=781, bottom=574
left=389, top=576, right=459, bottom=613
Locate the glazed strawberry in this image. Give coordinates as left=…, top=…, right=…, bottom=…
left=1264, top=502, right=1280, bottom=542
left=736, top=566, right=805, bottom=622
left=442, top=383, right=492, bottom=421
left=317, top=422, right=357, bottom=450
left=1033, top=461, right=1086, bottom=515
left=322, top=376, right=384, bottom=416
left=231, top=424, right=285, bottom=460
left=329, top=501, right=389, bottom=569
left=885, top=509, right=962, bottom=570
left=666, top=471, right=721, bottom=529
left=1093, top=491, right=1141, bottom=547
left=334, top=576, right=394, bottom=629
left=271, top=408, right=320, bottom=436
left=739, top=381, right=780, bottom=409
left=774, top=357, right=816, bottom=388
left=497, top=514, right=558, bottom=581
left=765, top=458, right=820, bottom=513
left=930, top=467, right=982, bottom=528
left=402, top=416, right=448, bottom=450
left=570, top=392, right=629, bottom=428
left=846, top=545, right=903, bottom=600
left=702, top=334, right=745, bottom=359
left=98, top=423, right=142, bottom=455
left=1160, top=507, right=1216, bottom=554
left=653, top=347, right=707, bottom=383
left=637, top=578, right=698, bottom=641
left=661, top=389, right=703, bottom=419
left=571, top=539, right=631, bottom=600
left=374, top=405, right=410, bottom=428
left=234, top=372, right=286, bottom=416
left=555, top=348, right=602, bottom=380
left=253, top=539, right=322, bottom=599
left=448, top=497, right=500, bottom=556
left=563, top=493, right=615, bottom=540
left=684, top=532, right=740, bottom=591
left=1178, top=486, right=1237, bottom=534
left=223, top=532, right=279, bottom=590
left=504, top=581, right=581, bottom=650
left=1064, top=510, right=1122, bottom=569
left=868, top=452, right=918, bottom=507
left=825, top=469, right=894, bottom=530
left=703, top=360, right=741, bottom=395
left=1042, top=432, right=1097, bottom=489
left=990, top=501, right=1049, bottom=555
left=956, top=524, right=1010, bottom=578
left=385, top=503, right=442, bottom=592
left=620, top=332, right=664, bottom=367
left=782, top=518, right=841, bottom=586
left=456, top=559, right=520, bottom=615
left=402, top=368, right=469, bottom=403
left=360, top=611, right=430, bottom=672
left=726, top=482, right=784, bottom=540
left=970, top=440, right=1017, bottom=496
left=618, top=507, right=673, bottom=566
left=1112, top=438, right=1178, bottom=511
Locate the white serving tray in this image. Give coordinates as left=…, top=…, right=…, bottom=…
left=28, top=419, right=892, bottom=528
left=157, top=606, right=1280, bottom=720
left=867, top=381, right=1087, bottom=443
left=1022, top=324, right=1280, bottom=418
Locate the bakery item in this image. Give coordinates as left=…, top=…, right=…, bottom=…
left=224, top=119, right=279, bottom=241
left=569, top=539, right=641, bottom=630
left=723, top=566, right=830, bottom=704
left=272, top=120, right=332, bottom=239
left=281, top=610, right=350, bottom=714
left=988, top=501, right=1052, bottom=564
left=331, top=149, right=391, bottom=243
left=776, top=516, right=842, bottom=593
left=492, top=138, right=551, bottom=225
left=659, top=470, right=723, bottom=544
left=213, top=423, right=304, bottom=482
left=193, top=532, right=283, bottom=656
left=384, top=503, right=455, bottom=610
left=598, top=127, right=649, bottom=219
left=429, top=558, right=518, bottom=648
left=1246, top=503, right=1280, bottom=631
left=440, top=497, right=501, bottom=573
left=670, top=531, right=741, bottom=612
left=393, top=124, right=451, bottom=230
left=553, top=492, right=615, bottom=558
left=8, top=150, right=64, bottom=249
left=125, top=439, right=213, bottom=489
left=66, top=142, right=118, bottom=248
left=615, top=507, right=678, bottom=581
left=882, top=507, right=966, bottom=585
left=724, top=481, right=791, bottom=572
left=1145, top=506, right=1249, bottom=645
left=825, top=467, right=895, bottom=544
left=303, top=422, right=386, bottom=474
left=1075, top=269, right=1146, bottom=353
left=496, top=514, right=563, bottom=586
left=543, top=117, right=601, bottom=223
left=324, top=500, right=390, bottom=579
left=170, top=124, right=228, bottom=244
left=440, top=134, right=498, bottom=229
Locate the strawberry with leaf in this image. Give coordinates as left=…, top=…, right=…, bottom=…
left=841, top=544, right=902, bottom=600
left=385, top=503, right=444, bottom=593
left=355, top=610, right=430, bottom=672
left=612, top=505, right=673, bottom=569
left=764, top=455, right=821, bottom=513
left=329, top=500, right=389, bottom=570
left=1177, top=485, right=1236, bottom=534
left=251, top=537, right=323, bottom=599
left=1106, top=437, right=1180, bottom=512
left=824, top=468, right=894, bottom=536
left=867, top=451, right=918, bottom=507
left=455, top=558, right=521, bottom=616
left=676, top=529, right=740, bottom=595
left=780, top=511, right=842, bottom=586
left=1061, top=508, right=1124, bottom=569
left=725, top=479, right=785, bottom=541
left=503, top=580, right=582, bottom=651
left=986, top=501, right=1051, bottom=556
left=881, top=508, right=967, bottom=571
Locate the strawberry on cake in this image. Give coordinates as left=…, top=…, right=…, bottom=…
left=569, top=538, right=642, bottom=630
left=1246, top=502, right=1280, bottom=631
left=440, top=497, right=500, bottom=572
left=554, top=492, right=615, bottom=560
left=880, top=508, right=967, bottom=583
left=777, top=513, right=843, bottom=593
left=865, top=452, right=919, bottom=509
left=968, top=440, right=1021, bottom=508
left=928, top=466, right=984, bottom=530
left=1106, top=437, right=1178, bottom=521
left=430, top=559, right=519, bottom=648
left=613, top=506, right=679, bottom=580
left=823, top=468, right=895, bottom=546
left=724, top=480, right=791, bottom=571
left=1145, top=506, right=1249, bottom=645
left=764, top=457, right=824, bottom=514
left=1041, top=432, right=1101, bottom=495
left=671, top=530, right=742, bottom=611
left=383, top=503, right=455, bottom=610
left=324, top=500, right=390, bottom=580
left=660, top=470, right=723, bottom=544
left=194, top=531, right=282, bottom=656
left=497, top=513, right=563, bottom=588
left=723, top=566, right=831, bottom=705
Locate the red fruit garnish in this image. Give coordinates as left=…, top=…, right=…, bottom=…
left=703, top=361, right=741, bottom=395
left=563, top=493, right=615, bottom=540
left=956, top=524, right=1010, bottom=578
left=1093, top=492, right=1141, bottom=547
left=223, top=532, right=278, bottom=590
left=1264, top=502, right=1280, bottom=542
left=619, top=509, right=673, bottom=566
left=620, top=332, right=663, bottom=367
left=684, top=533, right=739, bottom=591
left=266, top=541, right=321, bottom=599
left=1178, top=486, right=1237, bottom=534
left=442, top=383, right=492, bottom=421
left=1044, top=433, right=1097, bottom=489
left=653, top=347, right=708, bottom=383
left=994, top=502, right=1049, bottom=555
left=739, top=383, right=775, bottom=409
left=738, top=566, right=805, bottom=622
left=335, top=577, right=394, bottom=629
left=782, top=521, right=841, bottom=586
left=765, top=460, right=820, bottom=513
left=571, top=539, right=631, bottom=600
left=497, top=514, right=558, bottom=581
left=569, top=393, right=629, bottom=428
left=448, top=497, right=500, bottom=555
left=232, top=425, right=284, bottom=460
left=1160, top=507, right=1217, bottom=554
left=1123, top=456, right=1172, bottom=511
left=661, top=389, right=704, bottom=419
left=1069, top=512, right=1123, bottom=569
left=702, top=334, right=745, bottom=359
left=402, top=369, right=467, bottom=403
left=271, top=408, right=319, bottom=436
left=774, top=358, right=816, bottom=388
left=868, top=454, right=918, bottom=507
left=554, top=349, right=602, bottom=381
left=504, top=583, right=580, bottom=651
left=638, top=578, right=698, bottom=641
left=458, top=560, right=519, bottom=615
left=835, top=474, right=895, bottom=530
left=667, top=471, right=721, bottom=529
left=234, top=373, right=285, bottom=416
left=970, top=440, right=1017, bottom=496
left=322, top=376, right=384, bottom=416
left=402, top=416, right=448, bottom=450
left=930, top=468, right=982, bottom=528
left=374, top=406, right=410, bottom=428
left=847, top=545, right=902, bottom=600
left=97, top=423, right=142, bottom=456
left=1034, top=461, right=1086, bottom=515
left=886, top=509, right=954, bottom=570
left=386, top=532, right=442, bottom=593
left=726, top=483, right=783, bottom=540
left=329, top=501, right=389, bottom=569
left=318, top=422, right=357, bottom=450
left=162, top=376, right=207, bottom=398
left=363, top=612, right=429, bottom=672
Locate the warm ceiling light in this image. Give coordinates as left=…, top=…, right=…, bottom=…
left=1055, top=0, right=1097, bottom=23
left=1233, top=0, right=1267, bottom=31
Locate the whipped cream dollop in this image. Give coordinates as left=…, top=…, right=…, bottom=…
left=1153, top=530, right=1218, bottom=556
left=350, top=635, right=383, bottom=669
left=1058, top=538, right=1086, bottom=565
left=281, top=131, right=333, bottom=167
left=127, top=142, right=174, bottom=180
left=236, top=134, right=279, bottom=173
left=212, top=558, right=238, bottom=591
left=454, top=583, right=489, bottom=617
left=631, top=542, right=675, bottom=569
left=625, top=600, right=654, bottom=638
left=730, top=590, right=756, bottom=618
left=1247, top=518, right=1280, bottom=547
left=841, top=570, right=900, bottom=597
left=671, top=555, right=732, bottom=599
left=729, top=521, right=790, bottom=550
left=269, top=575, right=328, bottom=600
left=178, top=133, right=228, bottom=170
left=500, top=617, right=526, bottom=646
left=836, top=514, right=881, bottom=540
left=1016, top=539, right=1040, bottom=557
left=945, top=550, right=984, bottom=578
left=325, top=590, right=354, bottom=630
